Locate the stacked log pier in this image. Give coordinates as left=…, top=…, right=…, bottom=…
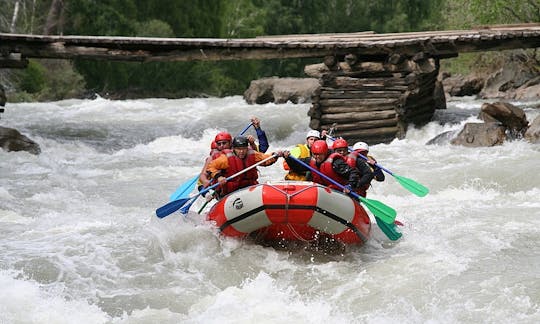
left=306, top=54, right=443, bottom=144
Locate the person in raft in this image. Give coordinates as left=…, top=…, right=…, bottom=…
left=331, top=138, right=375, bottom=197
left=283, top=140, right=360, bottom=193
left=198, top=131, right=233, bottom=192
left=347, top=141, right=385, bottom=196
left=282, top=129, right=323, bottom=181
left=206, top=136, right=282, bottom=198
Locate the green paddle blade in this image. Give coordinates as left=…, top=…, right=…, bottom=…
left=375, top=217, right=402, bottom=241
left=358, top=196, right=396, bottom=224
left=393, top=174, right=429, bottom=197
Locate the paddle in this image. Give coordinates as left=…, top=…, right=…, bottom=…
left=168, top=122, right=253, bottom=201
left=288, top=156, right=396, bottom=225
left=375, top=217, right=402, bottom=241
left=326, top=135, right=429, bottom=197
left=169, top=175, right=198, bottom=201
left=156, top=153, right=278, bottom=218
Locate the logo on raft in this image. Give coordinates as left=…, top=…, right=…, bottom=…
left=232, top=198, right=243, bottom=210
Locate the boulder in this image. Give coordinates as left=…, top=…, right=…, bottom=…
left=480, top=58, right=538, bottom=100
left=450, top=123, right=506, bottom=147
left=244, top=77, right=320, bottom=104
left=0, top=126, right=41, bottom=155
left=514, top=76, right=540, bottom=100
left=524, top=115, right=540, bottom=143
left=478, top=101, right=528, bottom=137
left=426, top=130, right=458, bottom=145
left=440, top=73, right=484, bottom=97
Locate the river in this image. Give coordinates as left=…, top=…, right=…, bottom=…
left=1, top=96, right=539, bottom=323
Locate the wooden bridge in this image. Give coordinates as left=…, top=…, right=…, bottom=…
left=2, top=23, right=540, bottom=143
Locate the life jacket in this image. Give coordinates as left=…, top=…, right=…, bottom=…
left=211, top=148, right=231, bottom=160
left=218, top=149, right=259, bottom=196
left=310, top=153, right=348, bottom=189
left=345, top=151, right=359, bottom=169
left=199, top=148, right=232, bottom=187
left=284, top=144, right=311, bottom=180
left=345, top=151, right=370, bottom=197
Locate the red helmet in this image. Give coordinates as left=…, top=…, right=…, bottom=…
left=332, top=138, right=348, bottom=150
left=215, top=131, right=232, bottom=143
left=311, top=140, right=328, bottom=155
left=210, top=141, right=218, bottom=149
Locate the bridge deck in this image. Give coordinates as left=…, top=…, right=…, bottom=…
left=1, top=23, right=540, bottom=65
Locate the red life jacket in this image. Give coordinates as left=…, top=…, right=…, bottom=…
left=345, top=151, right=358, bottom=168
left=211, top=148, right=231, bottom=160
left=310, top=153, right=348, bottom=189
left=219, top=149, right=259, bottom=196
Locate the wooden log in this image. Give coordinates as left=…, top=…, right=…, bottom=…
left=325, top=77, right=409, bottom=90
left=321, top=105, right=397, bottom=114
left=319, top=98, right=399, bottom=107
left=319, top=89, right=403, bottom=99
left=320, top=117, right=398, bottom=130
left=321, top=83, right=409, bottom=91
left=345, top=134, right=397, bottom=145
left=334, top=126, right=399, bottom=139
left=320, top=110, right=396, bottom=123
left=332, top=76, right=408, bottom=85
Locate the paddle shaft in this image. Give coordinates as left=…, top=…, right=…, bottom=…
left=326, top=135, right=393, bottom=175
left=239, top=122, right=253, bottom=136
left=289, top=156, right=361, bottom=200
left=326, top=135, right=428, bottom=197
left=180, top=153, right=278, bottom=213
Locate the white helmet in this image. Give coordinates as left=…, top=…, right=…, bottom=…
left=352, top=141, right=369, bottom=152
left=306, top=130, right=320, bottom=139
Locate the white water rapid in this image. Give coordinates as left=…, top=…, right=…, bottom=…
left=1, top=96, right=539, bottom=323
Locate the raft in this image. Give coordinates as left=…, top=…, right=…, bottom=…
left=206, top=181, right=371, bottom=245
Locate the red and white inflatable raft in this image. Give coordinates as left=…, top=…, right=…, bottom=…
left=206, top=181, right=371, bottom=245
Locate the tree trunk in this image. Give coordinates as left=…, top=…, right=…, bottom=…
left=44, top=0, right=64, bottom=35
left=10, top=0, right=20, bottom=33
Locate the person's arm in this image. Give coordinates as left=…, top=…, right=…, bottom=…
left=198, top=156, right=213, bottom=187
left=249, top=116, right=270, bottom=153
left=253, top=151, right=279, bottom=166
left=206, top=154, right=230, bottom=179
left=355, top=159, right=375, bottom=187
left=255, top=127, right=269, bottom=153
left=284, top=155, right=310, bottom=173
left=332, top=158, right=361, bottom=189
left=367, top=157, right=385, bottom=181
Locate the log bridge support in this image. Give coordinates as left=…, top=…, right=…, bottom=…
left=305, top=53, right=445, bottom=144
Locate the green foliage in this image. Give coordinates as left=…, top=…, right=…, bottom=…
left=19, top=60, right=46, bottom=94
left=37, top=60, right=86, bottom=100
left=10, top=0, right=533, bottom=99
left=11, top=59, right=85, bottom=101
left=134, top=20, right=174, bottom=37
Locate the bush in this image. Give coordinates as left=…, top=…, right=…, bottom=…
left=19, top=61, right=46, bottom=94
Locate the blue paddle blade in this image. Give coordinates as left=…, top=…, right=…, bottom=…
left=156, top=198, right=190, bottom=218
left=169, top=175, right=198, bottom=201
left=179, top=197, right=197, bottom=214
